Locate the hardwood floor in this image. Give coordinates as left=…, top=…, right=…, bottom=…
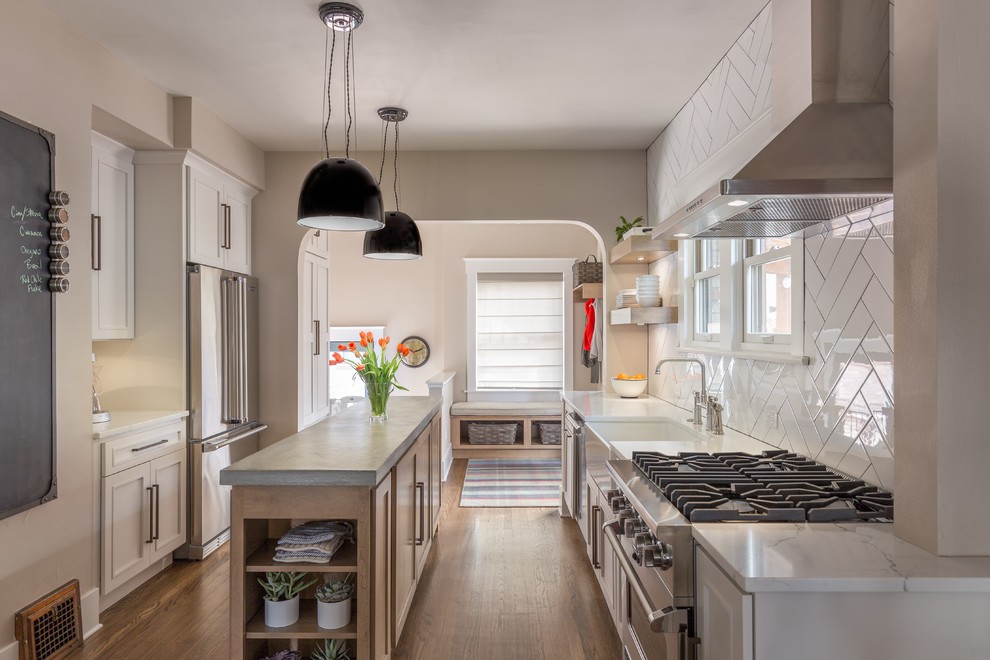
left=71, top=459, right=620, bottom=659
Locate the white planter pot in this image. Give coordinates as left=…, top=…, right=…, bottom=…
left=264, top=596, right=300, bottom=628
left=317, top=597, right=352, bottom=630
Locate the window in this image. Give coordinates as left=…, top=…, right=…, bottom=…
left=465, top=259, right=574, bottom=397
left=683, top=237, right=803, bottom=359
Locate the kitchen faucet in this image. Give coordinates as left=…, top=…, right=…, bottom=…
left=654, top=358, right=716, bottom=430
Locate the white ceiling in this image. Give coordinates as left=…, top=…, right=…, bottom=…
left=42, top=0, right=768, bottom=151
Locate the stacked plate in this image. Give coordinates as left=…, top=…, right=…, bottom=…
left=636, top=275, right=661, bottom=307
left=615, top=289, right=639, bottom=309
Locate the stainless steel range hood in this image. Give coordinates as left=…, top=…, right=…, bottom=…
left=653, top=1, right=893, bottom=240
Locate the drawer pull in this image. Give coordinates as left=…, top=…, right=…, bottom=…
left=131, top=438, right=170, bottom=453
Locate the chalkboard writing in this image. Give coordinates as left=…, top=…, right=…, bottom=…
left=0, top=109, right=57, bottom=521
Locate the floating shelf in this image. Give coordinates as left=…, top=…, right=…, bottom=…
left=609, top=236, right=677, bottom=265
left=245, top=599, right=357, bottom=639
left=610, top=306, right=678, bottom=325
left=245, top=540, right=358, bottom=573
left=572, top=283, right=603, bottom=302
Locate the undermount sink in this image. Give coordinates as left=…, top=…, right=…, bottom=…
left=586, top=418, right=708, bottom=444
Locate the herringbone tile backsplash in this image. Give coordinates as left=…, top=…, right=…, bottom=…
left=648, top=202, right=895, bottom=489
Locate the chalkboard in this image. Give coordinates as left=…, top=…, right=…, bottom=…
left=0, top=109, right=57, bottom=521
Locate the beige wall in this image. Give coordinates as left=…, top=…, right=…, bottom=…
left=326, top=222, right=601, bottom=399
left=254, top=150, right=647, bottom=449
left=0, top=0, right=171, bottom=647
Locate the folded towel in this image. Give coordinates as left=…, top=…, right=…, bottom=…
left=273, top=550, right=336, bottom=564
left=276, top=539, right=345, bottom=555
left=277, top=520, right=354, bottom=546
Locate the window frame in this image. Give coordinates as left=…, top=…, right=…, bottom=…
left=465, top=258, right=574, bottom=402
left=681, top=237, right=805, bottom=362
left=742, top=239, right=798, bottom=345
left=691, top=240, right=728, bottom=344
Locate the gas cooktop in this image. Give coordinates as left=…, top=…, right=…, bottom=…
left=631, top=450, right=894, bottom=523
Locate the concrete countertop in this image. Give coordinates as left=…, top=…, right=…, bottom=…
left=92, top=410, right=189, bottom=440
left=220, top=396, right=442, bottom=487
left=693, top=523, right=990, bottom=593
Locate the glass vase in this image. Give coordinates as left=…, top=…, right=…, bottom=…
left=365, top=380, right=394, bottom=423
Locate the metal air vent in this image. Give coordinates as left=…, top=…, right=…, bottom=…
left=694, top=220, right=824, bottom=238
left=14, top=580, right=83, bottom=660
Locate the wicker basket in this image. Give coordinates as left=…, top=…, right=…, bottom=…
left=536, top=422, right=561, bottom=445
left=467, top=422, right=518, bottom=445
left=572, top=254, right=603, bottom=286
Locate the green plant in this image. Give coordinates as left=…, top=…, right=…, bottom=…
left=614, top=215, right=644, bottom=242
left=315, top=574, right=355, bottom=604
left=310, top=639, right=350, bottom=660
left=257, top=571, right=316, bottom=602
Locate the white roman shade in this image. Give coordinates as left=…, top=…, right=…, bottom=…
left=474, top=272, right=564, bottom=390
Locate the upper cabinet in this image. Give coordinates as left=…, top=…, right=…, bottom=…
left=92, top=133, right=135, bottom=340
left=187, top=160, right=255, bottom=275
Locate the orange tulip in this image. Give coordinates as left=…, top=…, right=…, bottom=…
left=396, top=343, right=406, bottom=353
left=332, top=352, right=343, bottom=361
left=348, top=341, right=356, bottom=351
left=379, top=338, right=386, bottom=348
left=356, top=364, right=365, bottom=372
left=367, top=331, right=374, bottom=343
left=359, top=331, right=367, bottom=341
left=385, top=335, right=391, bottom=344
left=359, top=339, right=368, bottom=347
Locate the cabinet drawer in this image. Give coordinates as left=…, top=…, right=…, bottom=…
left=102, top=421, right=186, bottom=476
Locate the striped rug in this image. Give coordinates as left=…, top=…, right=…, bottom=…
left=459, top=458, right=561, bottom=508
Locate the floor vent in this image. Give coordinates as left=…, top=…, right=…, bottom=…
left=14, top=579, right=83, bottom=660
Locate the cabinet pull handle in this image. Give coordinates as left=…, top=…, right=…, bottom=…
left=224, top=204, right=232, bottom=249
left=313, top=320, right=320, bottom=356
left=591, top=505, right=602, bottom=569
left=145, top=486, right=154, bottom=544
left=416, top=482, right=425, bottom=546
left=91, top=214, right=102, bottom=271
left=131, top=438, right=169, bottom=453
left=152, top=484, right=160, bottom=541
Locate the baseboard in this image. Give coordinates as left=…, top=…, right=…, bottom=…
left=81, top=587, right=102, bottom=639
left=0, top=640, right=16, bottom=660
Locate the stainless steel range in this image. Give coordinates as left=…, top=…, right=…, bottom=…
left=603, top=449, right=894, bottom=660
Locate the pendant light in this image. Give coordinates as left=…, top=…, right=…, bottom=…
left=363, top=107, right=423, bottom=259
left=297, top=3, right=384, bottom=231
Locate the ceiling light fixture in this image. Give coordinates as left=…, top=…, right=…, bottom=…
left=297, top=3, right=384, bottom=232
left=727, top=200, right=749, bottom=207
left=674, top=233, right=690, bottom=238
left=363, top=107, right=423, bottom=260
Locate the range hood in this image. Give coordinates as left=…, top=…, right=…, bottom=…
left=653, top=1, right=893, bottom=240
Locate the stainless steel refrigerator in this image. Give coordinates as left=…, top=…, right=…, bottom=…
left=177, top=264, right=267, bottom=560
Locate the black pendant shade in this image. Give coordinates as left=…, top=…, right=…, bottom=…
left=363, top=211, right=423, bottom=260
left=297, top=157, right=385, bottom=231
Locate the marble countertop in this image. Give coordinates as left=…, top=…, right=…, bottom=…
left=92, top=410, right=189, bottom=440
left=693, top=523, right=990, bottom=593
left=220, top=396, right=442, bottom=487
left=562, top=390, right=686, bottom=421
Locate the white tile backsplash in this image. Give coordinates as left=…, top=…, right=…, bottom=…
left=649, top=205, right=896, bottom=489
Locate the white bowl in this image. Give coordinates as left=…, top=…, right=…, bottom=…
left=636, top=294, right=661, bottom=307
left=611, top=377, right=648, bottom=398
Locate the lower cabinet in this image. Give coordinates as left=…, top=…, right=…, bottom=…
left=101, top=446, right=186, bottom=593
left=373, top=475, right=393, bottom=660
left=695, top=546, right=753, bottom=660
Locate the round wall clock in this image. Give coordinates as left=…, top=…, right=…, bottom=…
left=400, top=336, right=430, bottom=368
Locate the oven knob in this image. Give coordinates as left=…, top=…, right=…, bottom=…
left=609, top=495, right=628, bottom=513
left=605, top=489, right=622, bottom=502
left=623, top=517, right=645, bottom=537
left=642, top=544, right=660, bottom=568
left=634, top=532, right=652, bottom=550
left=656, top=542, right=674, bottom=571
left=617, top=508, right=636, bottom=531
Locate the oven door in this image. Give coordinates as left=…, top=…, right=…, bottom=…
left=604, top=521, right=694, bottom=660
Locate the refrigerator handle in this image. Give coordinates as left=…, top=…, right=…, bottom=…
left=220, top=276, right=231, bottom=425
left=239, top=277, right=249, bottom=423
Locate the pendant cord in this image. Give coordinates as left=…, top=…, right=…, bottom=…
left=322, top=28, right=337, bottom=160
left=393, top=120, right=400, bottom=210
left=344, top=30, right=353, bottom=158
left=377, top=120, right=389, bottom=185
left=350, top=32, right=358, bottom=154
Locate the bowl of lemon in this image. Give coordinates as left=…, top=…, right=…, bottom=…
left=611, top=373, right=648, bottom=398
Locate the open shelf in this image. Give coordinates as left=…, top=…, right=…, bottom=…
left=609, top=236, right=677, bottom=265
left=245, top=540, right=359, bottom=573
left=610, top=306, right=678, bottom=325
left=572, top=282, right=603, bottom=302
left=245, top=599, right=357, bottom=640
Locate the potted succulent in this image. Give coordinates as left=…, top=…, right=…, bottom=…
left=614, top=215, right=645, bottom=242
left=315, top=575, right=355, bottom=629
left=263, top=652, right=302, bottom=660
left=310, top=639, right=350, bottom=660
left=258, top=571, right=316, bottom=628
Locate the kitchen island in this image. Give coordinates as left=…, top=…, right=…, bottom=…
left=220, top=396, right=443, bottom=660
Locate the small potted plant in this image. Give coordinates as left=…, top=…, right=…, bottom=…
left=310, top=639, right=350, bottom=660
left=614, top=215, right=644, bottom=243
left=258, top=571, right=316, bottom=628
left=315, top=575, right=355, bottom=630
left=263, top=651, right=302, bottom=660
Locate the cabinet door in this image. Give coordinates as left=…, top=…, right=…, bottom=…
left=299, top=254, right=331, bottom=429
left=373, top=476, right=393, bottom=660
left=224, top=187, right=251, bottom=275
left=561, top=413, right=574, bottom=517
left=305, top=228, right=330, bottom=257
left=598, top=488, right=614, bottom=613
left=187, top=166, right=224, bottom=268
left=393, top=440, right=418, bottom=641
left=91, top=139, right=134, bottom=339
left=413, top=428, right=432, bottom=577
left=102, top=464, right=152, bottom=593
left=696, top=547, right=753, bottom=660
left=149, top=450, right=187, bottom=560
left=429, top=413, right=442, bottom=536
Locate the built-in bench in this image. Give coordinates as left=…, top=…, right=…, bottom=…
left=450, top=401, right=562, bottom=458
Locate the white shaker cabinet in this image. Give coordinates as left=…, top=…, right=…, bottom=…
left=100, top=419, right=187, bottom=595
left=91, top=133, right=135, bottom=340
left=187, top=160, right=254, bottom=275
left=696, top=546, right=753, bottom=660
left=299, top=250, right=330, bottom=428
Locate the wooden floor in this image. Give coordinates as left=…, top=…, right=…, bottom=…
left=70, top=459, right=620, bottom=659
